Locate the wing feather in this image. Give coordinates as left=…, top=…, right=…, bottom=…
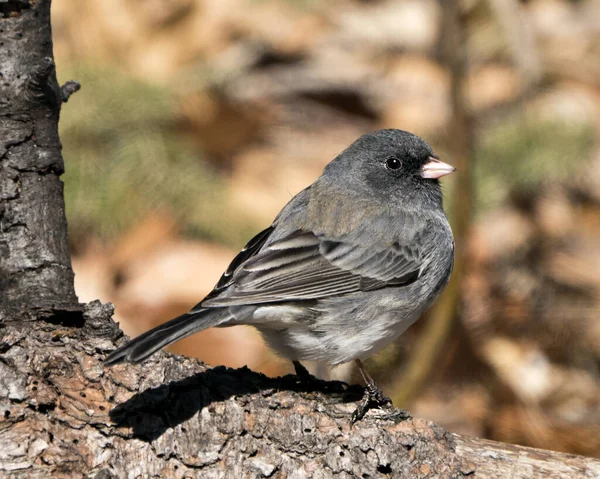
left=202, top=226, right=426, bottom=307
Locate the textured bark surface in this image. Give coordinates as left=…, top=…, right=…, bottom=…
left=0, top=0, right=79, bottom=321
left=1, top=304, right=600, bottom=478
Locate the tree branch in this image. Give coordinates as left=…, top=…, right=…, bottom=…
left=1, top=306, right=599, bottom=478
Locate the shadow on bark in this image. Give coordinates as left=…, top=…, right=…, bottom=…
left=110, top=365, right=362, bottom=441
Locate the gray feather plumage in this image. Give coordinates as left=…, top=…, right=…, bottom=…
left=105, top=129, right=454, bottom=367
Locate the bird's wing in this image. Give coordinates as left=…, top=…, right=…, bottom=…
left=190, top=225, right=275, bottom=311
left=201, top=226, right=426, bottom=308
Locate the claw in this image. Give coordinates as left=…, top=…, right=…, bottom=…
left=351, top=359, right=394, bottom=423
left=351, top=385, right=393, bottom=423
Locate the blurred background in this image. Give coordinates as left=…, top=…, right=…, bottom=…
left=53, top=0, right=600, bottom=456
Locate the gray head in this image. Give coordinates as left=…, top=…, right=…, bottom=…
left=323, top=129, right=455, bottom=209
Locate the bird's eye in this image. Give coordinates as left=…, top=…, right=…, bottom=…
left=385, top=157, right=402, bottom=170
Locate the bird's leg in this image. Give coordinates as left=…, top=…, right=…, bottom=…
left=352, top=359, right=393, bottom=422
left=291, top=360, right=327, bottom=392
left=293, top=360, right=316, bottom=382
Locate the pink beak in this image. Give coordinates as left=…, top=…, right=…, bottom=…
left=420, top=156, right=456, bottom=179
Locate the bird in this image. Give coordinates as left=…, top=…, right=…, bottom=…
left=105, top=129, right=456, bottom=421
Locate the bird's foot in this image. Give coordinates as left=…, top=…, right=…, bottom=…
left=351, top=382, right=393, bottom=423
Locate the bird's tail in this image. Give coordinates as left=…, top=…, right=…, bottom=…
left=104, top=308, right=231, bottom=366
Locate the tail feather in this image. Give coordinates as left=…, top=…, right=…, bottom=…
left=104, top=308, right=231, bottom=366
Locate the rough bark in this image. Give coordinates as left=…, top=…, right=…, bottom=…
left=0, top=0, right=80, bottom=321
left=1, top=306, right=600, bottom=478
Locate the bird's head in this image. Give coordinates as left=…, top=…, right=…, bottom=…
left=324, top=129, right=456, bottom=209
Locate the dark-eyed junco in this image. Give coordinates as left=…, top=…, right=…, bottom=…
left=105, top=129, right=455, bottom=421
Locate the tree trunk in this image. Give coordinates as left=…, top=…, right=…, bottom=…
left=0, top=0, right=79, bottom=322
left=1, top=2, right=600, bottom=478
